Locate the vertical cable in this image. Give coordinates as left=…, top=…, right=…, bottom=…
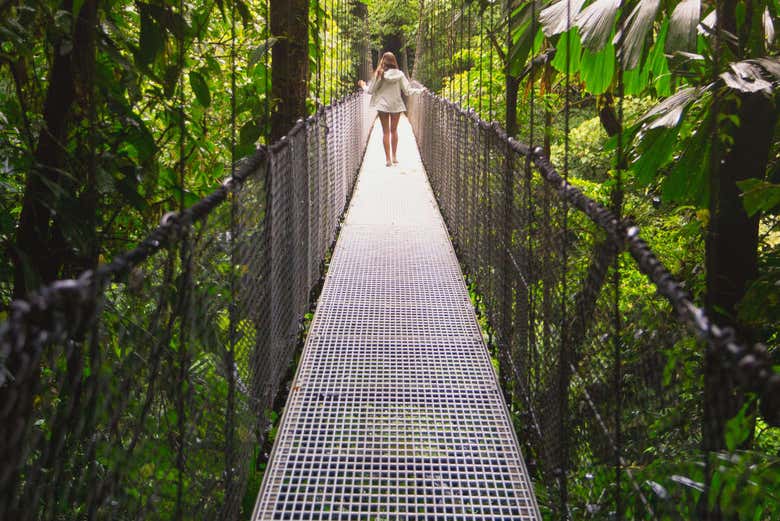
left=559, top=0, right=572, bottom=517
left=478, top=5, right=484, bottom=115
left=177, top=0, right=185, bottom=213
left=438, top=2, right=443, bottom=92
left=225, top=0, right=238, bottom=504
left=614, top=5, right=625, bottom=520
left=264, top=0, right=271, bottom=143
left=175, top=0, right=188, bottom=517
left=341, top=0, right=344, bottom=98
left=487, top=3, right=494, bottom=119
left=499, top=0, right=512, bottom=403
left=465, top=1, right=471, bottom=110
left=337, top=0, right=342, bottom=99
left=449, top=4, right=454, bottom=99
left=330, top=0, right=335, bottom=101
left=703, top=0, right=724, bottom=510
left=433, top=2, right=438, bottom=90
left=316, top=0, right=322, bottom=106
left=325, top=0, right=331, bottom=103
left=526, top=0, right=537, bottom=429
left=458, top=0, right=464, bottom=105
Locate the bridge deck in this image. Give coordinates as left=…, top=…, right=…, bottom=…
left=253, top=116, right=540, bottom=520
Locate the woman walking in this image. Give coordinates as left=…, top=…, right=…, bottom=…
left=358, top=52, right=423, bottom=167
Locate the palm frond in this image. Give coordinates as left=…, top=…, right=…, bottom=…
left=575, top=0, right=621, bottom=52
left=539, top=0, right=587, bottom=37
left=666, top=0, right=700, bottom=53
left=764, top=7, right=775, bottom=47
left=639, top=86, right=699, bottom=129
left=614, top=0, right=660, bottom=70
left=721, top=60, right=775, bottom=94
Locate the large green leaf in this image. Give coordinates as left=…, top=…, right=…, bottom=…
left=663, top=120, right=711, bottom=206
left=551, top=27, right=582, bottom=74
left=647, top=19, right=671, bottom=95
left=239, top=120, right=262, bottom=149
left=137, top=5, right=164, bottom=67
left=189, top=71, right=211, bottom=107
left=631, top=125, right=680, bottom=185
left=575, top=0, right=620, bottom=52
left=249, top=37, right=278, bottom=68
left=615, top=0, right=660, bottom=70
left=508, top=1, right=542, bottom=77
left=666, top=0, right=700, bottom=53
left=580, top=40, right=615, bottom=94
left=623, top=63, right=647, bottom=94
left=737, top=179, right=780, bottom=216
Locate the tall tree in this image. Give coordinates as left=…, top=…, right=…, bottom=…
left=411, top=0, right=426, bottom=79
left=270, top=0, right=310, bottom=141
left=703, top=0, right=778, bottom=452
left=12, top=0, right=99, bottom=300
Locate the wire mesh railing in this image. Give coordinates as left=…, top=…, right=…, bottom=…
left=0, top=93, right=375, bottom=521
left=407, top=90, right=780, bottom=519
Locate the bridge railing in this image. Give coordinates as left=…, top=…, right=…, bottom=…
left=0, top=93, right=375, bottom=520
left=408, top=90, right=779, bottom=519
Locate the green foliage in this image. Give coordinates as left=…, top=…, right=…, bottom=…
left=738, top=179, right=780, bottom=217
left=363, top=0, right=419, bottom=47
left=0, top=0, right=277, bottom=303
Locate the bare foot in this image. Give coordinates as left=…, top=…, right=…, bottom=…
left=385, top=160, right=392, bottom=167
left=392, top=158, right=399, bottom=165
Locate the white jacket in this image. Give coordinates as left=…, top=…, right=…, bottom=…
left=363, top=69, right=423, bottom=113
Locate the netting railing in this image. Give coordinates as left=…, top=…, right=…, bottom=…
left=407, top=91, right=780, bottom=519
left=0, top=93, right=375, bottom=520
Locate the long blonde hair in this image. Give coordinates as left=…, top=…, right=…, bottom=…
left=375, top=52, right=399, bottom=79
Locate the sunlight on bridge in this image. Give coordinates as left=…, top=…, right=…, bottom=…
left=252, top=117, right=541, bottom=519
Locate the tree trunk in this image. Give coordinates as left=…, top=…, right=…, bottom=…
left=506, top=75, right=519, bottom=137
left=411, top=0, right=426, bottom=80
left=399, top=34, right=409, bottom=76
left=12, top=1, right=77, bottom=300
left=703, top=92, right=776, bottom=451
left=2, top=0, right=98, bottom=508
left=11, top=0, right=100, bottom=301
left=270, top=0, right=310, bottom=142
left=353, top=1, right=372, bottom=82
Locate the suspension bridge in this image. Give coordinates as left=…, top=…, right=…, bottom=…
left=1, top=1, right=779, bottom=519
left=1, top=88, right=776, bottom=520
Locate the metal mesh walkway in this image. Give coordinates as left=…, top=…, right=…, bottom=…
left=252, top=116, right=541, bottom=520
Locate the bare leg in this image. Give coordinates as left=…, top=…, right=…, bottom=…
left=390, top=113, right=401, bottom=163
left=378, top=112, right=391, bottom=166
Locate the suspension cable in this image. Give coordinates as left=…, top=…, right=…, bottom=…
left=264, top=0, right=271, bottom=143
left=325, top=0, right=331, bottom=103
left=488, top=3, right=493, bottom=118
left=225, top=0, right=238, bottom=499
left=614, top=3, right=625, bottom=518
left=316, top=0, right=322, bottom=106
left=559, top=0, right=572, bottom=515
left=175, top=0, right=188, bottom=516
left=458, top=0, right=464, bottom=105
left=527, top=0, right=537, bottom=418
left=338, top=0, right=343, bottom=99
left=465, top=1, right=472, bottom=110
left=478, top=3, right=484, bottom=115
left=449, top=4, right=454, bottom=99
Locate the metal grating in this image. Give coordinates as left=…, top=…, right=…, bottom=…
left=253, top=116, right=541, bottom=520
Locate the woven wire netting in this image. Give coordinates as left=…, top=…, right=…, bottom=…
left=0, top=93, right=375, bottom=521
left=407, top=91, right=779, bottom=519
